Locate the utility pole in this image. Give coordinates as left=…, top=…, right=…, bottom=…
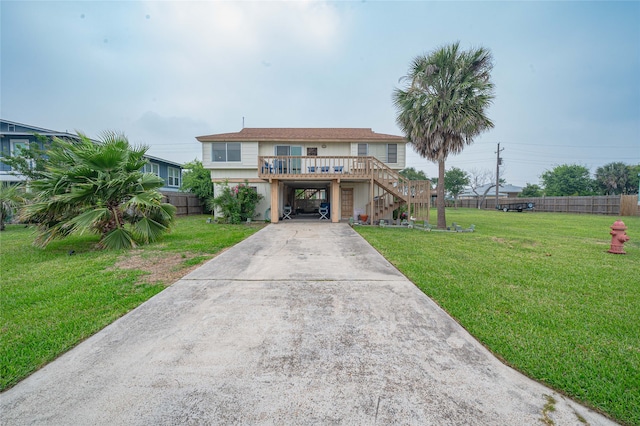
left=495, top=142, right=504, bottom=209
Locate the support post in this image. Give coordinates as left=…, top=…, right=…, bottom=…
left=270, top=180, right=279, bottom=223
left=331, top=180, right=340, bottom=223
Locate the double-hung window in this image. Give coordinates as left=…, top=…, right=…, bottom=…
left=142, top=162, right=160, bottom=176
left=357, top=143, right=368, bottom=156
left=212, top=142, right=241, bottom=162
left=167, top=167, right=181, bottom=187
left=387, top=144, right=398, bottom=163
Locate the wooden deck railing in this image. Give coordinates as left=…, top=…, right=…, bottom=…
left=258, top=156, right=374, bottom=179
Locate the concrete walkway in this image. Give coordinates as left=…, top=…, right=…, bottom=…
left=1, top=223, right=616, bottom=425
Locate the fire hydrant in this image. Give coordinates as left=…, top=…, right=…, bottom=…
left=608, top=220, right=629, bottom=254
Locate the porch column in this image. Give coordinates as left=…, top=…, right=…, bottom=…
left=331, top=180, right=340, bottom=223
left=270, top=180, right=279, bottom=223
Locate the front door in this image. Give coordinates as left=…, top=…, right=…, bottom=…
left=341, top=188, right=353, bottom=219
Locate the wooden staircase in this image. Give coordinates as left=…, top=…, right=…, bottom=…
left=366, top=157, right=431, bottom=223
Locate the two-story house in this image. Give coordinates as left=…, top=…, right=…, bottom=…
left=0, top=119, right=183, bottom=192
left=197, top=128, right=430, bottom=223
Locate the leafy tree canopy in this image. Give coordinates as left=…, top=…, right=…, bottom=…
left=541, top=164, right=594, bottom=196
left=444, top=167, right=470, bottom=199
left=181, top=159, right=214, bottom=210
left=21, top=131, right=176, bottom=249
left=519, top=183, right=543, bottom=198
left=399, top=167, right=429, bottom=181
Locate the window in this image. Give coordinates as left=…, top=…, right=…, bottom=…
left=357, top=143, right=368, bottom=156
left=212, top=142, right=241, bottom=162
left=307, top=147, right=318, bottom=156
left=7, top=124, right=16, bottom=132
left=167, top=167, right=181, bottom=187
left=387, top=144, right=398, bottom=163
left=10, top=140, right=29, bottom=156
left=142, top=162, right=159, bottom=176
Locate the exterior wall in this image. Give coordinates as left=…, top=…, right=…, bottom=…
left=202, top=141, right=259, bottom=169
left=210, top=169, right=259, bottom=180
left=337, top=181, right=370, bottom=219
left=349, top=142, right=406, bottom=169
left=258, top=142, right=352, bottom=157
left=212, top=181, right=271, bottom=221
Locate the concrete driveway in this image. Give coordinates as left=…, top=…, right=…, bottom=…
left=1, top=222, right=616, bottom=425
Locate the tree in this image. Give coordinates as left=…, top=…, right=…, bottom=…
left=0, top=134, right=52, bottom=181
left=208, top=180, right=263, bottom=224
left=541, top=164, right=594, bottom=196
left=594, top=162, right=633, bottom=195
left=21, top=132, right=176, bottom=249
left=444, top=167, right=469, bottom=208
left=468, top=168, right=495, bottom=208
left=181, top=159, right=214, bottom=212
left=0, top=183, right=26, bottom=231
left=399, top=167, right=429, bottom=181
left=393, top=42, right=495, bottom=229
left=519, top=183, right=543, bottom=198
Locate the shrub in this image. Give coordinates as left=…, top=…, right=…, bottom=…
left=209, top=181, right=263, bottom=224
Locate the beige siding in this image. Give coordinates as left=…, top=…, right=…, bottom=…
left=203, top=141, right=258, bottom=170
left=349, top=142, right=406, bottom=169
left=259, top=142, right=351, bottom=156
left=210, top=169, right=259, bottom=179
left=242, top=142, right=259, bottom=167
left=202, top=142, right=211, bottom=164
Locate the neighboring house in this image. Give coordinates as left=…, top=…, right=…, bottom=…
left=0, top=119, right=182, bottom=192
left=459, top=183, right=523, bottom=199
left=197, top=127, right=430, bottom=223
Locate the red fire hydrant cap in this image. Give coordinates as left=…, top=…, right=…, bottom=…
left=611, top=220, right=627, bottom=231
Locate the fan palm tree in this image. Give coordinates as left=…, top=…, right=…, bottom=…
left=393, top=42, right=495, bottom=229
left=0, top=182, right=26, bottom=231
left=21, top=131, right=176, bottom=249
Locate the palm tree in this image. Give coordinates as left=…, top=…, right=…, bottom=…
left=21, top=131, right=176, bottom=249
left=393, top=42, right=495, bottom=229
left=0, top=182, right=26, bottom=231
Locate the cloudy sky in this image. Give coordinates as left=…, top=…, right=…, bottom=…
left=2, top=0, right=639, bottom=186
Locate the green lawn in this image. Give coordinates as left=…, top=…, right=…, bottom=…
left=356, top=209, right=640, bottom=425
left=0, top=215, right=264, bottom=391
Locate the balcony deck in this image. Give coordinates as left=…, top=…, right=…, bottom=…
left=258, top=156, right=377, bottom=180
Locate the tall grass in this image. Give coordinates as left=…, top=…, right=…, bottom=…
left=0, top=216, right=263, bottom=390
left=357, top=209, right=639, bottom=425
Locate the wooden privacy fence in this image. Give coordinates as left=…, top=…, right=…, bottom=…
left=161, top=192, right=203, bottom=216
left=456, top=195, right=639, bottom=216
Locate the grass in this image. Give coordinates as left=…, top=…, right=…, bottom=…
left=356, top=209, right=640, bottom=425
left=0, top=215, right=264, bottom=391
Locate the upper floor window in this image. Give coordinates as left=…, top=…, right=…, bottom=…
left=387, top=144, right=398, bottom=163
left=357, top=143, right=368, bottom=156
left=212, top=142, right=241, bottom=162
left=7, top=124, right=16, bottom=132
left=307, top=147, right=318, bottom=156
left=167, top=167, right=181, bottom=187
left=142, top=162, right=159, bottom=176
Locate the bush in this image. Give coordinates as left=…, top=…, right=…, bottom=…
left=208, top=181, right=263, bottom=224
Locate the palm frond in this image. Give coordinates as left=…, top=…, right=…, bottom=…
left=100, top=227, right=136, bottom=250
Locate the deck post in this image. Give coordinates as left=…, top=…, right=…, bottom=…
left=270, top=180, right=279, bottom=223
left=331, top=180, right=340, bottom=223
